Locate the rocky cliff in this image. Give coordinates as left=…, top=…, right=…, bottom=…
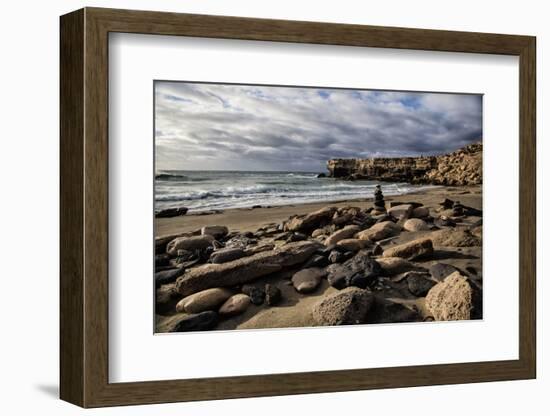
left=327, top=142, right=482, bottom=186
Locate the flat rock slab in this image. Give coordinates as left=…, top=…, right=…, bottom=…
left=175, top=241, right=322, bottom=296
left=285, top=206, right=337, bottom=232
left=291, top=267, right=326, bottom=293
left=425, top=271, right=473, bottom=321
left=356, top=221, right=401, bottom=241
left=324, top=225, right=361, bottom=246
left=176, top=287, right=234, bottom=313
left=312, top=287, right=374, bottom=326
left=382, top=237, right=434, bottom=261
left=209, top=247, right=246, bottom=264
left=429, top=228, right=481, bottom=247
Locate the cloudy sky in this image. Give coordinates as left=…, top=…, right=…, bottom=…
left=155, top=82, right=482, bottom=172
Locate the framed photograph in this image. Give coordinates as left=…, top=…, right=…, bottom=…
left=60, top=7, right=536, bottom=407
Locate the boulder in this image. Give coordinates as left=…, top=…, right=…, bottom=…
left=336, top=238, right=370, bottom=252
left=265, top=284, right=282, bottom=306
left=170, top=311, right=219, bottom=332
left=429, top=262, right=462, bottom=282
left=403, top=218, right=430, bottom=232
left=312, top=287, right=374, bottom=326
left=242, top=284, right=265, bottom=305
left=201, top=225, right=229, bottom=239
left=166, top=235, right=215, bottom=256
left=285, top=207, right=337, bottom=232
left=429, top=228, right=481, bottom=247
left=388, top=204, right=414, bottom=219
left=382, top=237, right=433, bottom=260
left=176, top=241, right=321, bottom=296
left=291, top=268, right=326, bottom=293
left=324, top=225, right=361, bottom=246
left=407, top=273, right=436, bottom=296
left=411, top=206, right=430, bottom=218
left=176, top=287, right=234, bottom=313
left=356, top=221, right=401, bottom=241
left=376, top=257, right=425, bottom=276
left=219, top=294, right=250, bottom=316
left=326, top=250, right=382, bottom=289
left=210, top=247, right=246, bottom=264
left=425, top=272, right=473, bottom=321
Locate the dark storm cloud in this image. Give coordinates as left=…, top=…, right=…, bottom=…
left=155, top=82, right=482, bottom=172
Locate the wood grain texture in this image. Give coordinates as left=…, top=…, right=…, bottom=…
left=59, top=7, right=537, bottom=408
left=59, top=8, right=84, bottom=406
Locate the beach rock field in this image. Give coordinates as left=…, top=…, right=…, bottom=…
left=155, top=186, right=483, bottom=333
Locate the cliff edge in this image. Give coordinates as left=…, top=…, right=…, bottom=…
left=326, top=142, right=482, bottom=186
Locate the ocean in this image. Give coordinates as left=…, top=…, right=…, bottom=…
left=155, top=170, right=436, bottom=212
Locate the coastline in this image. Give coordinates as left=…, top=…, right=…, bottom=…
left=155, top=183, right=482, bottom=332
left=156, top=185, right=481, bottom=237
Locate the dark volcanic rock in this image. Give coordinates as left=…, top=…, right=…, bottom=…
left=155, top=253, right=171, bottom=267
left=312, top=287, right=374, bottom=326
left=170, top=311, right=218, bottom=332
left=155, top=267, right=186, bottom=288
left=429, top=262, right=462, bottom=282
left=265, top=284, right=282, bottom=306
left=326, top=250, right=382, bottom=289
left=155, top=207, right=188, bottom=218
left=242, top=284, right=265, bottom=305
left=407, top=273, right=436, bottom=297
left=304, top=254, right=329, bottom=268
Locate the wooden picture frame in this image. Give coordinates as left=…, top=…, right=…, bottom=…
left=60, top=7, right=536, bottom=408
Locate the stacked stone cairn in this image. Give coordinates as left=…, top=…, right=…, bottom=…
left=372, top=185, right=386, bottom=215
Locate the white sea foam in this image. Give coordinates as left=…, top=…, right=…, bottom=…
left=154, top=170, right=438, bottom=211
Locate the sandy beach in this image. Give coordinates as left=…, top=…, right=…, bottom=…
left=156, top=185, right=481, bottom=237
left=155, top=185, right=482, bottom=332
